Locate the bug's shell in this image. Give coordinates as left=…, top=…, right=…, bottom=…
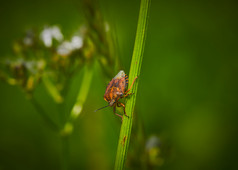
left=104, top=70, right=128, bottom=106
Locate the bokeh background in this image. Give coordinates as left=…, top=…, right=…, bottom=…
left=0, top=0, right=238, bottom=169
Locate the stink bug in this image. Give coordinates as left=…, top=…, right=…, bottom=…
left=95, top=70, right=137, bottom=120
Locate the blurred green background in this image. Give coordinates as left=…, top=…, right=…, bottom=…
left=0, top=0, right=238, bottom=169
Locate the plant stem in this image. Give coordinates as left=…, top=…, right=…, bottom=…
left=60, top=65, right=94, bottom=169
left=61, top=136, right=70, bottom=170
left=114, top=0, right=151, bottom=169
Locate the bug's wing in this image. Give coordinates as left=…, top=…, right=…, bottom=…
left=105, top=79, right=114, bottom=94
left=113, top=72, right=128, bottom=88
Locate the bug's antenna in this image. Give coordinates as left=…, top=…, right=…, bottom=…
left=94, top=105, right=110, bottom=112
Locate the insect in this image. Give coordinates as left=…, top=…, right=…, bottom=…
left=95, top=70, right=137, bottom=120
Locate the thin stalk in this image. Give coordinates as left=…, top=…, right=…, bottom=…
left=30, top=97, right=59, bottom=132
left=114, top=0, right=151, bottom=169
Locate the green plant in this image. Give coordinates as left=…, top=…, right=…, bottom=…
left=0, top=1, right=117, bottom=170
left=114, top=0, right=151, bottom=169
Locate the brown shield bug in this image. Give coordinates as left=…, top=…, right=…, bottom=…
left=95, top=70, right=137, bottom=120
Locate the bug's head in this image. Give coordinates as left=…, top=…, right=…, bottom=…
left=109, top=99, right=116, bottom=106
left=104, top=96, right=115, bottom=106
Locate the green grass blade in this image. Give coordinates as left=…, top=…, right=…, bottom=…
left=70, top=65, right=94, bottom=120
left=61, top=65, right=94, bottom=136
left=114, top=0, right=151, bottom=169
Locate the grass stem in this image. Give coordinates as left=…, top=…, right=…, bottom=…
left=114, top=0, right=151, bottom=169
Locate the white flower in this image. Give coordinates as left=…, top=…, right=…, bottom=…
left=56, top=34, right=83, bottom=56
left=51, top=26, right=63, bottom=41
left=40, top=26, right=63, bottom=47
left=71, top=36, right=83, bottom=49
left=24, top=60, right=45, bottom=74
left=57, top=41, right=73, bottom=56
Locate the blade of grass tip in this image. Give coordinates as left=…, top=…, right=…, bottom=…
left=115, top=0, right=151, bottom=169
left=61, top=64, right=94, bottom=136
left=42, top=73, right=63, bottom=104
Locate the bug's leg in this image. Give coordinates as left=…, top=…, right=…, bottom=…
left=123, top=92, right=134, bottom=98
left=113, top=105, right=123, bottom=121
left=125, top=76, right=138, bottom=94
left=117, top=102, right=129, bottom=117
